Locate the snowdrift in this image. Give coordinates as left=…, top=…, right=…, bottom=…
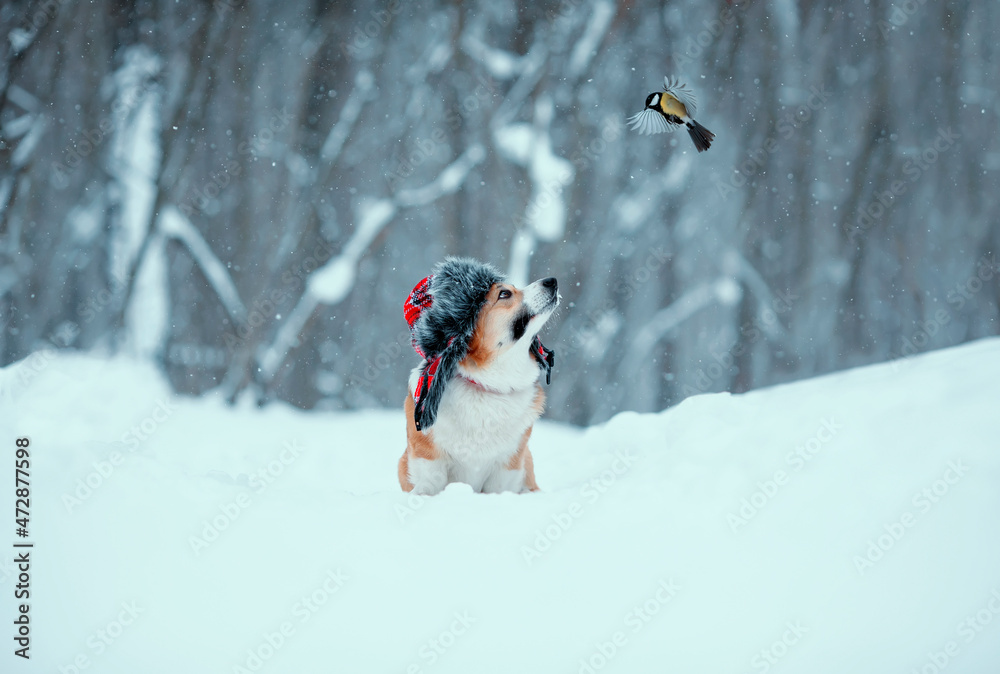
left=2, top=338, right=999, bottom=673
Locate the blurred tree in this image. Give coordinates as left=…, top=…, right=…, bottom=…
left=1, top=0, right=997, bottom=424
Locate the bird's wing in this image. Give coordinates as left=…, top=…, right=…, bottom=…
left=626, top=108, right=677, bottom=135
left=662, top=76, right=698, bottom=117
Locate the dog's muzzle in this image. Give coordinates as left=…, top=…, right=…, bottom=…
left=527, top=277, right=560, bottom=314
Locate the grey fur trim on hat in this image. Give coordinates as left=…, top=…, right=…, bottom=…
left=410, top=257, right=504, bottom=430
left=412, top=257, right=505, bottom=361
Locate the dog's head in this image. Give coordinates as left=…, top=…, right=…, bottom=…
left=405, top=258, right=559, bottom=430
left=462, top=276, right=559, bottom=371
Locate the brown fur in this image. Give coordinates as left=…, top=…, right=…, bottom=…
left=398, top=394, right=439, bottom=491
left=505, top=425, right=540, bottom=491
left=460, top=284, right=524, bottom=372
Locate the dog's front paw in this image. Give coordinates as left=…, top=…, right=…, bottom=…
left=408, top=457, right=449, bottom=495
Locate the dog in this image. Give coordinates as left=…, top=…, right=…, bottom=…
left=398, top=258, right=559, bottom=495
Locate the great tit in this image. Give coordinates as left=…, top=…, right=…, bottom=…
left=627, top=76, right=715, bottom=152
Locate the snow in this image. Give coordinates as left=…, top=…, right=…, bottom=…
left=67, top=194, right=105, bottom=244
left=3, top=338, right=999, bottom=672
left=494, top=124, right=534, bottom=165
left=307, top=257, right=357, bottom=307
left=2, top=113, right=35, bottom=143
left=5, top=84, right=40, bottom=113
left=8, top=28, right=34, bottom=54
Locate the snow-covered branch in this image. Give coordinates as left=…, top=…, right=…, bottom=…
left=308, top=199, right=397, bottom=305
left=460, top=33, right=522, bottom=80
left=490, top=40, right=547, bottom=132
left=395, top=143, right=486, bottom=208
left=257, top=144, right=487, bottom=384
left=159, top=206, right=247, bottom=324
left=611, top=155, right=693, bottom=233
left=567, top=0, right=615, bottom=79
left=621, top=252, right=789, bottom=378
left=320, top=70, right=374, bottom=165
left=625, top=279, right=742, bottom=374
left=495, top=97, right=574, bottom=286
left=721, top=249, right=790, bottom=341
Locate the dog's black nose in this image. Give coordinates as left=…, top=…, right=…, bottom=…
left=541, top=277, right=558, bottom=291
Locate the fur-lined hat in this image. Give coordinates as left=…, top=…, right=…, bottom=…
left=404, top=257, right=553, bottom=431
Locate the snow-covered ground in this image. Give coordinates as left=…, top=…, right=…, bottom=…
left=2, top=339, right=999, bottom=673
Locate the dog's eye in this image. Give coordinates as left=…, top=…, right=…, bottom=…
left=498, top=289, right=512, bottom=300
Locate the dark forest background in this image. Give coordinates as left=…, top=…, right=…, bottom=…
left=1, top=0, right=997, bottom=424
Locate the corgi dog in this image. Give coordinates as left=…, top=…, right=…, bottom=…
left=398, top=258, right=558, bottom=495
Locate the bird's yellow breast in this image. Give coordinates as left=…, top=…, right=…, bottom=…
left=658, top=94, right=687, bottom=118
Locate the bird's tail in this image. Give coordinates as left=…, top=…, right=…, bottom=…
left=687, top=120, right=715, bottom=152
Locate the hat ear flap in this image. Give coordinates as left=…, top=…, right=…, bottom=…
left=530, top=336, right=555, bottom=385
left=412, top=347, right=460, bottom=431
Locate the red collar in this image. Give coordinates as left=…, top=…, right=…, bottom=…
left=457, top=373, right=503, bottom=393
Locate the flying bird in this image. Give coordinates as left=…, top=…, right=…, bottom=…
left=627, top=76, right=715, bottom=152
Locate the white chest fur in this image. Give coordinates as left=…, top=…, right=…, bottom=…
left=409, top=366, right=541, bottom=492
